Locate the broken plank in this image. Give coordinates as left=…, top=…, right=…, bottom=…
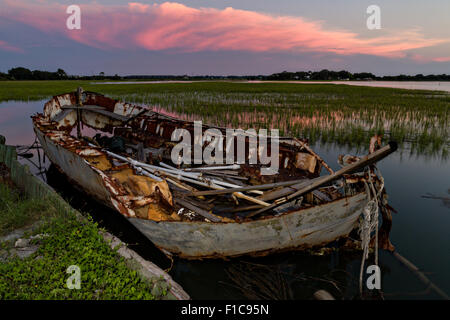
left=61, top=105, right=129, bottom=122
left=52, top=109, right=74, bottom=122
left=176, top=198, right=222, bottom=222
left=61, top=105, right=106, bottom=110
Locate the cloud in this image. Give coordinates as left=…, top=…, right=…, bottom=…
left=0, top=40, right=23, bottom=53
left=432, top=57, right=450, bottom=62
left=0, top=0, right=447, bottom=61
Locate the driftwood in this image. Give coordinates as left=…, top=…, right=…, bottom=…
left=392, top=251, right=449, bottom=300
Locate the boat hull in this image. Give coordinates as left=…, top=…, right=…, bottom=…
left=34, top=124, right=367, bottom=259
left=128, top=193, right=366, bottom=258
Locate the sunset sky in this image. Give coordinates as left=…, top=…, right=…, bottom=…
left=0, top=0, right=449, bottom=75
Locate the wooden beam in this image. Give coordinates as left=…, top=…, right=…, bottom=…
left=61, top=105, right=105, bottom=110
left=61, top=104, right=129, bottom=122
left=52, top=109, right=74, bottom=122
left=188, top=177, right=315, bottom=197
left=176, top=198, right=222, bottom=222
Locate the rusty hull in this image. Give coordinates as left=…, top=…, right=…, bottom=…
left=129, top=193, right=368, bottom=259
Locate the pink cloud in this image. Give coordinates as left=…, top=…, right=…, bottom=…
left=0, top=40, right=23, bottom=53
left=432, top=56, right=450, bottom=62
left=0, top=0, right=448, bottom=61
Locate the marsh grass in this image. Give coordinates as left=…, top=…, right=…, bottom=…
left=106, top=83, right=448, bottom=157
left=0, top=81, right=448, bottom=157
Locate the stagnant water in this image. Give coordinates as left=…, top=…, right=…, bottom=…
left=0, top=100, right=449, bottom=299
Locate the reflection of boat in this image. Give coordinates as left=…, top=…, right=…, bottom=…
left=32, top=88, right=396, bottom=259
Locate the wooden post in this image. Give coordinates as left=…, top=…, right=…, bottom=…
left=76, top=87, right=83, bottom=139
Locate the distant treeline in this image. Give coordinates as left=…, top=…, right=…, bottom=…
left=0, top=67, right=121, bottom=81
left=266, top=70, right=450, bottom=81
left=1, top=67, right=450, bottom=81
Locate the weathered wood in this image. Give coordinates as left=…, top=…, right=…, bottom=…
left=122, top=108, right=149, bottom=124
left=258, top=178, right=320, bottom=201
left=175, top=198, right=222, bottom=222
left=61, top=105, right=105, bottom=110
left=312, top=190, right=332, bottom=202
left=294, top=138, right=334, bottom=174
left=52, top=109, right=74, bottom=122
left=61, top=104, right=129, bottom=122
left=233, top=192, right=270, bottom=207
left=87, top=108, right=130, bottom=122
left=189, top=178, right=316, bottom=197
left=248, top=142, right=398, bottom=217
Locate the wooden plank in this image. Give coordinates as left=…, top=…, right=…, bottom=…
left=61, top=104, right=129, bottom=122
left=312, top=190, right=332, bottom=202
left=189, top=177, right=315, bottom=197
left=175, top=198, right=222, bottom=222
left=52, top=109, right=74, bottom=122
left=258, top=178, right=318, bottom=201
left=89, top=108, right=130, bottom=122
left=61, top=105, right=105, bottom=110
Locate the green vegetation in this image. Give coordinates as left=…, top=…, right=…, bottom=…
left=0, top=184, right=58, bottom=236
left=0, top=80, right=88, bottom=102
left=0, top=183, right=167, bottom=300
left=0, top=80, right=448, bottom=157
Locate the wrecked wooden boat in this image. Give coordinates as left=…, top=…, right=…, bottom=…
left=32, top=88, right=397, bottom=259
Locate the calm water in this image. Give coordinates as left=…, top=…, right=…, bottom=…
left=94, top=80, right=450, bottom=93
left=249, top=81, right=450, bottom=93
left=0, top=100, right=449, bottom=299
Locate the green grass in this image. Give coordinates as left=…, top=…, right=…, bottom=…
left=0, top=184, right=58, bottom=236
left=0, top=183, right=169, bottom=300
left=0, top=80, right=448, bottom=156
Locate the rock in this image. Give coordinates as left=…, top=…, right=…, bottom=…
left=15, top=245, right=39, bottom=259
left=30, top=233, right=49, bottom=240
left=13, top=233, right=48, bottom=248
left=1, top=230, right=26, bottom=243
left=0, top=222, right=44, bottom=244
left=15, top=238, right=30, bottom=248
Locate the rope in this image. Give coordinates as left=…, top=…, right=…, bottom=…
left=358, top=166, right=384, bottom=295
